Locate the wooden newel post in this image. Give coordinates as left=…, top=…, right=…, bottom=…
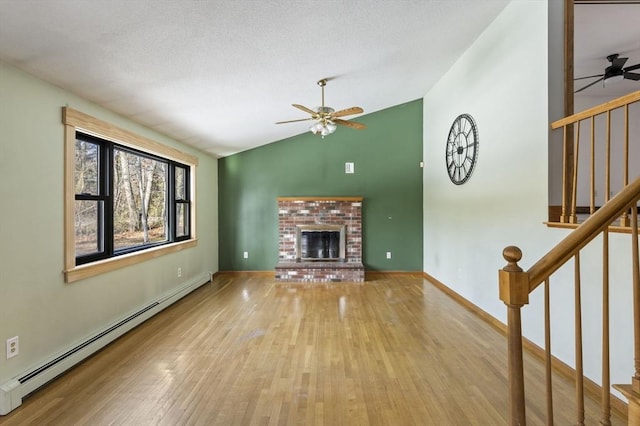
left=499, top=246, right=530, bottom=426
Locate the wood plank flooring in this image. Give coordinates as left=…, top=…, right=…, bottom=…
left=0, top=273, right=627, bottom=425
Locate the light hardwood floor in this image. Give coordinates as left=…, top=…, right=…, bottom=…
left=0, top=273, right=627, bottom=425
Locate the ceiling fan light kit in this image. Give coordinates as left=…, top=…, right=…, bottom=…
left=604, top=74, right=624, bottom=85
left=276, top=79, right=366, bottom=138
left=310, top=119, right=337, bottom=137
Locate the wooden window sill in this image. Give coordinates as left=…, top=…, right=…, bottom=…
left=64, top=239, right=197, bottom=283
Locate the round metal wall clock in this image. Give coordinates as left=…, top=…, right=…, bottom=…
left=445, top=113, right=479, bottom=185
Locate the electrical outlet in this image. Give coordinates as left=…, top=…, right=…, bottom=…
left=177, top=267, right=182, bottom=278
left=6, top=336, right=19, bottom=359
left=243, top=251, right=249, bottom=259
left=386, top=251, right=392, bottom=259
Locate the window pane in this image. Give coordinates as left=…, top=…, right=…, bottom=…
left=113, top=149, right=168, bottom=250
left=176, top=203, right=189, bottom=238
left=175, top=166, right=186, bottom=200
left=75, top=200, right=103, bottom=256
left=75, top=139, right=99, bottom=195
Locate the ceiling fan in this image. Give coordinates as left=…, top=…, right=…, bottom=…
left=575, top=53, right=640, bottom=93
left=276, top=79, right=366, bottom=137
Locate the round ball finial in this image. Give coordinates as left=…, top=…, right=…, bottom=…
left=502, top=246, right=523, bottom=272
left=503, top=246, right=522, bottom=262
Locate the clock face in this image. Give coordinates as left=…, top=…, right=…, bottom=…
left=445, top=114, right=479, bottom=185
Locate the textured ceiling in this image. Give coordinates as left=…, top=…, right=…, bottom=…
left=0, top=0, right=510, bottom=157
left=1, top=1, right=637, bottom=157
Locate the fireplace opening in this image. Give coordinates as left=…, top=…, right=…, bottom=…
left=296, top=225, right=346, bottom=261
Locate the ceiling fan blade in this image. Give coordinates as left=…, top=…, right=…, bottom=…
left=574, top=73, right=604, bottom=81
left=574, top=76, right=604, bottom=93
left=275, top=117, right=314, bottom=124
left=612, top=57, right=628, bottom=69
left=333, top=119, right=366, bottom=130
left=292, top=104, right=317, bottom=115
left=624, top=72, right=640, bottom=81
left=624, top=63, right=640, bottom=72
left=332, top=107, right=364, bottom=118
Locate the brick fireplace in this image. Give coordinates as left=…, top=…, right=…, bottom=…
left=275, top=197, right=365, bottom=282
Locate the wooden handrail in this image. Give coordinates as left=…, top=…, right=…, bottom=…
left=503, top=90, right=640, bottom=425
left=527, top=175, right=640, bottom=292
left=551, top=90, right=640, bottom=129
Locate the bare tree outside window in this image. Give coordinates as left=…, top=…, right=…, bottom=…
left=113, top=149, right=167, bottom=250
left=175, top=166, right=189, bottom=238
left=74, top=140, right=101, bottom=256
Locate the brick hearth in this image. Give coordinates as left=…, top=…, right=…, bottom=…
left=275, top=197, right=364, bottom=282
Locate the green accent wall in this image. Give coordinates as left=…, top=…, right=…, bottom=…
left=218, top=99, right=423, bottom=271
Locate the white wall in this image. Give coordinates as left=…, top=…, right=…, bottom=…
left=423, top=0, right=633, bottom=402
left=0, top=62, right=219, bottom=385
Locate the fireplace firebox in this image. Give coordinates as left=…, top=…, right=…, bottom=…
left=296, top=225, right=346, bottom=261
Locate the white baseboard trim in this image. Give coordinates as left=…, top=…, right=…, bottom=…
left=0, top=273, right=210, bottom=416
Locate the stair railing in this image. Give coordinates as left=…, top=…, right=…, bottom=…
left=550, top=90, right=639, bottom=226
left=499, top=174, right=640, bottom=425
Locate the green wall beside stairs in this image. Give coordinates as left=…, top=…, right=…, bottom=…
left=218, top=99, right=423, bottom=271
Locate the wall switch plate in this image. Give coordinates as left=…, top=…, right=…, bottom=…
left=386, top=251, right=392, bottom=259
left=345, top=162, right=355, bottom=174
left=243, top=251, right=249, bottom=259
left=6, top=336, right=19, bottom=359
left=177, top=267, right=182, bottom=277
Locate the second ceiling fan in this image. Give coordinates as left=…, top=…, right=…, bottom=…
left=575, top=53, right=640, bottom=93
left=276, top=79, right=366, bottom=137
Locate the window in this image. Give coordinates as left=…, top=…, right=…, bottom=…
left=63, top=107, right=198, bottom=282
left=174, top=165, right=190, bottom=238
left=74, top=133, right=191, bottom=265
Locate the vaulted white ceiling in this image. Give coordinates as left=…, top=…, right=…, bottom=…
left=1, top=1, right=637, bottom=157
left=0, top=0, right=510, bottom=157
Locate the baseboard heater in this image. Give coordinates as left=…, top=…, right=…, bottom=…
left=0, top=273, right=210, bottom=416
